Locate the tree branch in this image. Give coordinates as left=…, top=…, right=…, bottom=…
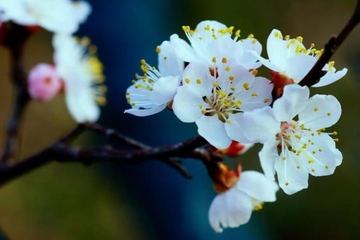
left=299, top=0, right=360, bottom=87
left=1, top=23, right=31, bottom=163
left=0, top=124, right=208, bottom=186
left=82, top=123, right=198, bottom=178
left=0, top=124, right=84, bottom=186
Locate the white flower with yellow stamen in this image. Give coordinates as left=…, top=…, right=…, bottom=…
left=236, top=84, right=342, bottom=194
left=53, top=33, right=106, bottom=123
left=125, top=34, right=185, bottom=116
left=172, top=20, right=262, bottom=70
left=0, top=0, right=91, bottom=34
left=208, top=163, right=278, bottom=233
left=172, top=60, right=273, bottom=149
left=250, top=29, right=347, bottom=89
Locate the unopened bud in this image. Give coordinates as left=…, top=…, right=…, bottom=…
left=206, top=161, right=242, bottom=194
left=217, top=141, right=254, bottom=157
left=27, top=63, right=63, bottom=102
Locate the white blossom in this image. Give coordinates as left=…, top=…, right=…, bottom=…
left=209, top=171, right=278, bottom=233
left=0, top=0, right=91, bottom=33
left=172, top=20, right=262, bottom=70
left=125, top=34, right=184, bottom=117
left=250, top=29, right=347, bottom=88
left=236, top=84, right=342, bottom=194
left=53, top=34, right=106, bottom=123
left=172, top=61, right=273, bottom=149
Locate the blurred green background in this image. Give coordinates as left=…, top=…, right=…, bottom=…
left=1, top=0, right=360, bottom=239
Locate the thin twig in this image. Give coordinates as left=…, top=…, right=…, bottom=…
left=299, top=0, right=360, bottom=87
left=1, top=23, right=31, bottom=163
left=82, top=123, right=197, bottom=178
left=0, top=126, right=207, bottom=186
left=0, top=124, right=83, bottom=186
left=82, top=123, right=149, bottom=149
left=53, top=135, right=207, bottom=163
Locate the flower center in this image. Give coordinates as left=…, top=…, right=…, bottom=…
left=201, top=83, right=242, bottom=123
left=276, top=121, right=297, bottom=149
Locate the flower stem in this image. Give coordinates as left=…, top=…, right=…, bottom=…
left=299, top=0, right=360, bottom=87
left=0, top=23, right=31, bottom=163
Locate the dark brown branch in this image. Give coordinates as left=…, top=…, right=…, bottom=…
left=82, top=123, right=149, bottom=149
left=0, top=124, right=84, bottom=186
left=1, top=23, right=32, bottom=163
left=82, top=123, right=197, bottom=178
left=53, top=135, right=208, bottom=163
left=0, top=128, right=207, bottom=186
left=299, top=0, right=360, bottom=87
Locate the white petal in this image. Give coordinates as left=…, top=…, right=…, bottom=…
left=259, top=139, right=279, bottom=180
left=158, top=34, right=184, bottom=76
left=285, top=54, right=317, bottom=81
left=249, top=50, right=282, bottom=72
left=275, top=150, right=309, bottom=195
left=124, top=105, right=166, bottom=117
left=196, top=115, right=231, bottom=149
left=300, top=134, right=342, bottom=177
left=238, top=37, right=262, bottom=69
left=236, top=171, right=279, bottom=202
left=266, top=29, right=289, bottom=71
left=150, top=76, right=180, bottom=104
left=182, top=62, right=213, bottom=95
left=65, top=85, right=99, bottom=123
left=171, top=34, right=197, bottom=62
left=72, top=1, right=92, bottom=23
left=298, top=94, right=341, bottom=129
left=313, top=68, right=348, bottom=87
left=229, top=107, right=279, bottom=143
left=238, top=76, right=273, bottom=111
left=172, top=85, right=203, bottom=123
left=224, top=115, right=250, bottom=144
left=208, top=188, right=252, bottom=233
left=196, top=20, right=228, bottom=37
left=272, top=84, right=309, bottom=121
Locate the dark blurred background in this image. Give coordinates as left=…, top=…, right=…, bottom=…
left=1, top=0, right=360, bottom=239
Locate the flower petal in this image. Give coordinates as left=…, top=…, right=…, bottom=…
left=238, top=37, right=262, bottom=69
left=266, top=29, right=289, bottom=71
left=238, top=76, right=273, bottom=111
left=229, top=106, right=279, bottom=143
left=124, top=105, right=166, bottom=117
left=150, top=76, right=180, bottom=104
left=65, top=83, right=99, bottom=123
left=313, top=68, right=348, bottom=87
left=172, top=85, right=203, bottom=122
left=298, top=94, right=341, bottom=129
left=236, top=171, right=279, bottom=202
left=208, top=188, right=252, bottom=233
left=158, top=34, right=185, bottom=76
left=300, top=134, right=342, bottom=177
left=249, top=50, right=282, bottom=72
left=171, top=34, right=197, bottom=62
left=197, top=115, right=231, bottom=149
left=272, top=84, right=309, bottom=121
left=285, top=54, right=317, bottom=81
left=259, top=139, right=279, bottom=180
left=275, top=150, right=309, bottom=195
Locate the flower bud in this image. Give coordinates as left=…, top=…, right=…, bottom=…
left=217, top=141, right=254, bottom=157
left=206, top=161, right=242, bottom=194
left=27, top=63, right=63, bottom=102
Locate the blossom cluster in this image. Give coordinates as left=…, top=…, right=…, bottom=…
left=0, top=0, right=106, bottom=123
left=125, top=20, right=346, bottom=232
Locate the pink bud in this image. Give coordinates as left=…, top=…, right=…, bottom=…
left=27, top=63, right=63, bottom=102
